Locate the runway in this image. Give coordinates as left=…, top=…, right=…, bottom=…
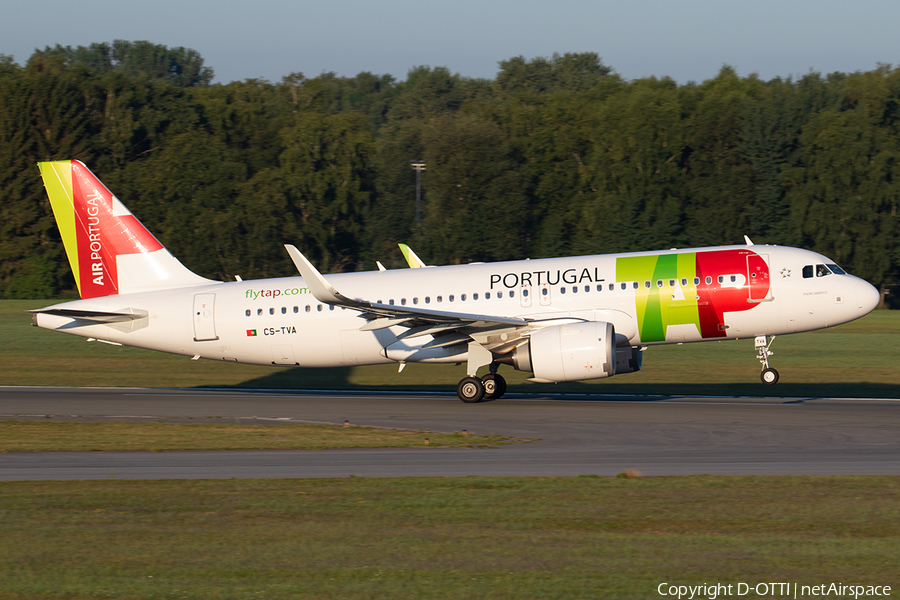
left=2, top=386, right=899, bottom=479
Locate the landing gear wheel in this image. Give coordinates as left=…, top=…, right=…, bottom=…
left=481, top=373, right=507, bottom=400
left=457, top=377, right=485, bottom=403
left=760, top=368, right=779, bottom=385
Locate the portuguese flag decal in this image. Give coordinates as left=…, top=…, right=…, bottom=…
left=246, top=329, right=257, bottom=337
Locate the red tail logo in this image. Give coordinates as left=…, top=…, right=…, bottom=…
left=71, top=162, right=163, bottom=298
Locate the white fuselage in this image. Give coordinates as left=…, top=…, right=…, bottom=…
left=33, top=245, right=879, bottom=370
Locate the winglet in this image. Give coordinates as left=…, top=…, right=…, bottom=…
left=398, top=243, right=428, bottom=268
left=376, top=261, right=387, bottom=272
left=284, top=245, right=354, bottom=305
left=744, top=235, right=754, bottom=246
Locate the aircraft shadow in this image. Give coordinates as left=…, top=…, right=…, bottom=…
left=201, top=369, right=900, bottom=400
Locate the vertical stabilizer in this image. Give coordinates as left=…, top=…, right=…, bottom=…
left=38, top=160, right=214, bottom=298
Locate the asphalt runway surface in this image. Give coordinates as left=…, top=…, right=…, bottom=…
left=1, top=386, right=899, bottom=480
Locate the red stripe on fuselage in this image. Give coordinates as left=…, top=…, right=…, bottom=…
left=695, top=249, right=766, bottom=338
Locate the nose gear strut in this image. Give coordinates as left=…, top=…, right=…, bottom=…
left=755, top=335, right=779, bottom=385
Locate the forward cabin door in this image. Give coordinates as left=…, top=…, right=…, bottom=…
left=746, top=254, right=771, bottom=301
left=193, top=293, right=219, bottom=341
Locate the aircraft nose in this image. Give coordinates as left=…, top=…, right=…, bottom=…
left=857, top=279, right=880, bottom=316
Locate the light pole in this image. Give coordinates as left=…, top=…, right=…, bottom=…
left=409, top=159, right=426, bottom=226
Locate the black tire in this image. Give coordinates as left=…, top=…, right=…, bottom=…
left=760, top=367, right=779, bottom=385
left=457, top=377, right=485, bottom=403
left=481, top=373, right=507, bottom=400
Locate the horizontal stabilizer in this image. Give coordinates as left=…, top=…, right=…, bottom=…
left=28, top=307, right=148, bottom=323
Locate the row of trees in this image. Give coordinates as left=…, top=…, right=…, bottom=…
left=1, top=42, right=898, bottom=304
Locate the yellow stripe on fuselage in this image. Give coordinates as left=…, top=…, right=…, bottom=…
left=38, top=161, right=80, bottom=294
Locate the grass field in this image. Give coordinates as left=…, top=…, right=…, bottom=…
left=1, top=476, right=898, bottom=599
left=2, top=301, right=898, bottom=598
left=3, top=300, right=899, bottom=397
left=0, top=421, right=517, bottom=452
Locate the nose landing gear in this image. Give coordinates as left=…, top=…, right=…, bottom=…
left=755, top=335, right=779, bottom=385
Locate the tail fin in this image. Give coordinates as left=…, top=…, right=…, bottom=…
left=38, top=160, right=213, bottom=298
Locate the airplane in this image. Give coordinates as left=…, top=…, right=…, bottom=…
left=30, top=160, right=881, bottom=402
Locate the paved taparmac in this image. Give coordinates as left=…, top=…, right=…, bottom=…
left=1, top=387, right=898, bottom=479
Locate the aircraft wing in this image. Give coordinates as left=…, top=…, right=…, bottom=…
left=285, top=245, right=535, bottom=351
left=398, top=243, right=428, bottom=268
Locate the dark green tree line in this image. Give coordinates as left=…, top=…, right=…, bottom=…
left=0, top=44, right=897, bottom=304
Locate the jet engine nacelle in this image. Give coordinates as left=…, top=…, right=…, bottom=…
left=499, top=321, right=616, bottom=383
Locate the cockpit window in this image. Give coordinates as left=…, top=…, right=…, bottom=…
left=827, top=263, right=846, bottom=275
left=816, top=264, right=832, bottom=277
left=802, top=265, right=813, bottom=279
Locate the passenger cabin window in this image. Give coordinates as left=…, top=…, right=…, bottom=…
left=523, top=289, right=529, bottom=297
left=461, top=294, right=467, bottom=301
left=560, top=287, right=566, bottom=294
left=584, top=285, right=590, bottom=292
left=644, top=281, right=651, bottom=289
left=510, top=291, right=515, bottom=298
left=245, top=309, right=251, bottom=317
left=609, top=283, right=615, bottom=291
left=656, top=280, right=663, bottom=288
left=705, top=276, right=712, bottom=285
left=281, top=307, right=287, bottom=314
left=632, top=282, right=639, bottom=289
left=473, top=293, right=479, bottom=300
left=258, top=308, right=263, bottom=316
left=305, top=305, right=311, bottom=313
left=486, top=292, right=491, bottom=299
left=620, top=283, right=627, bottom=290
left=682, top=278, right=688, bottom=286
left=670, top=279, right=676, bottom=287
left=449, top=295, right=454, bottom=302
left=694, top=277, right=700, bottom=285
left=269, top=308, right=275, bottom=315
left=293, top=306, right=299, bottom=313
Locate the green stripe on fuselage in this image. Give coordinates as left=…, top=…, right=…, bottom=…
left=617, top=253, right=701, bottom=343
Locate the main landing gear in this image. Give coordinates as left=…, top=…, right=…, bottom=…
left=755, top=335, right=779, bottom=385
left=456, top=364, right=507, bottom=403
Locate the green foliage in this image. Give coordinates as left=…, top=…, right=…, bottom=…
left=1, top=45, right=899, bottom=298
left=32, top=40, right=214, bottom=87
